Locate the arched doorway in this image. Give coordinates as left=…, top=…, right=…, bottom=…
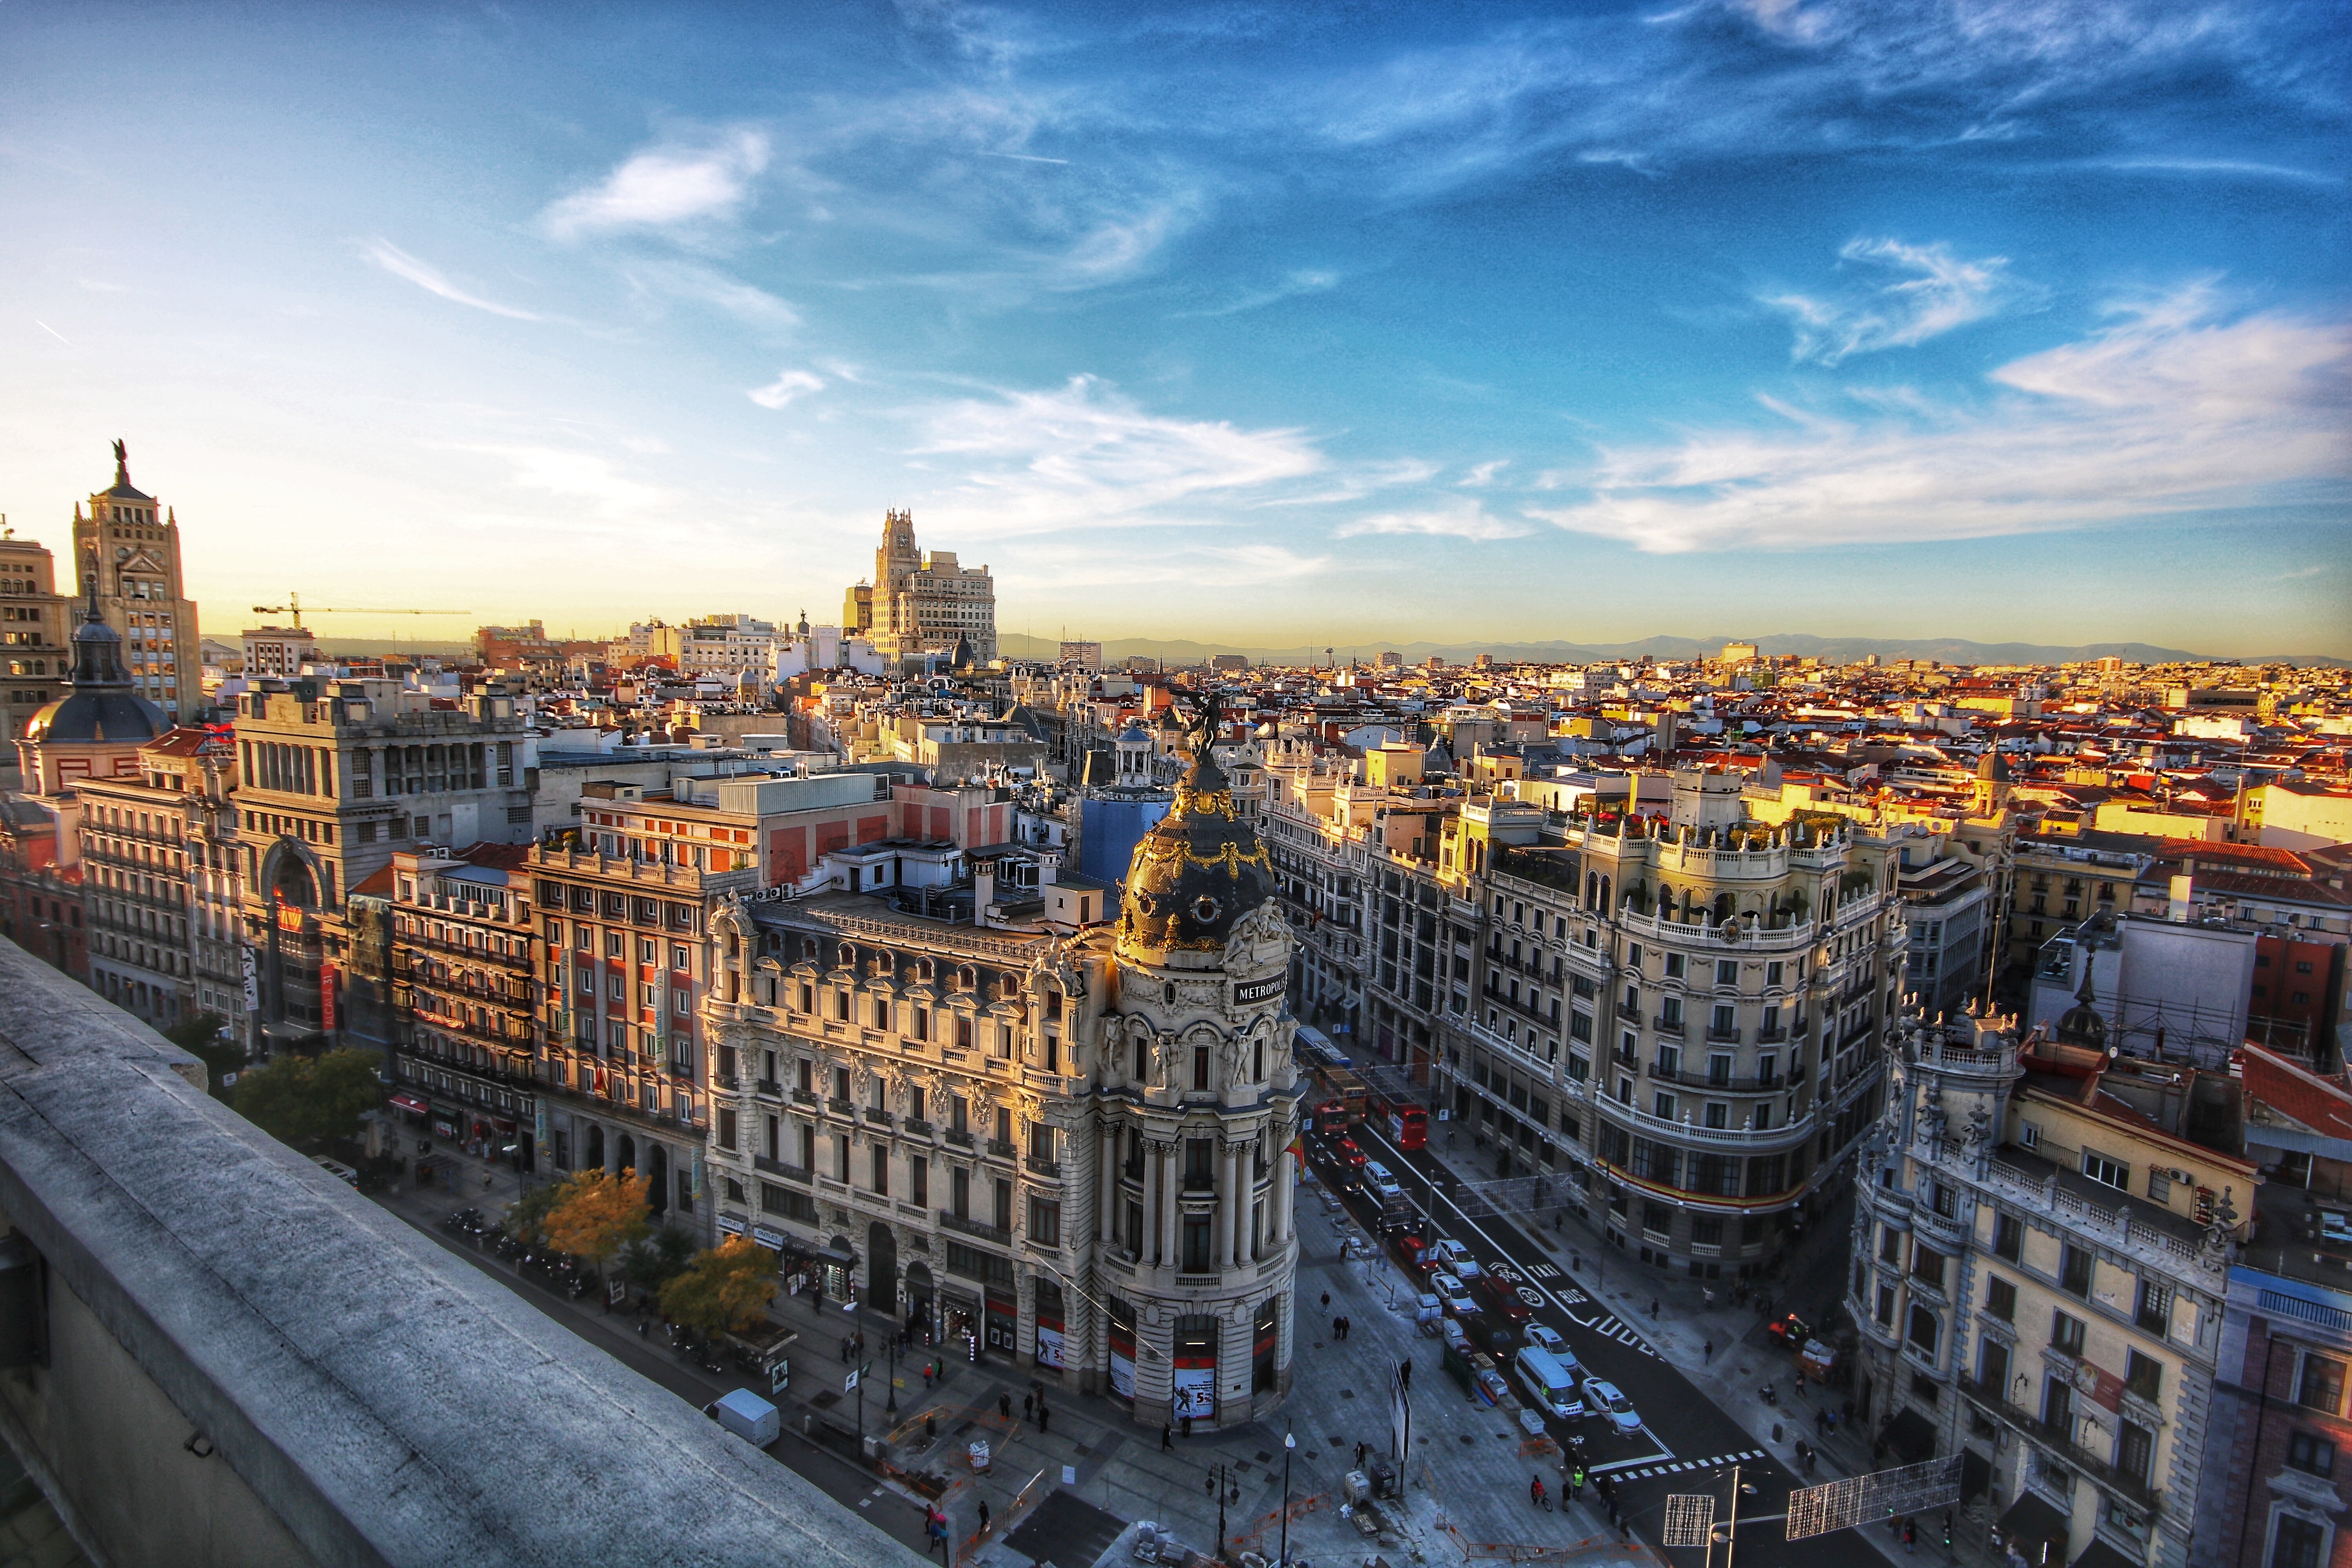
left=584, top=1123, right=605, bottom=1172
left=648, top=1144, right=670, bottom=1215
left=617, top=1132, right=637, bottom=1178
left=867, top=1221, right=897, bottom=1314
left=905, top=1262, right=935, bottom=1340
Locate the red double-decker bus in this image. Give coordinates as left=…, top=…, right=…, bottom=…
left=1365, top=1080, right=1429, bottom=1151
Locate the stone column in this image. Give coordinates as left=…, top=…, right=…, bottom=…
left=1141, top=1139, right=1162, bottom=1265
left=1272, top=1127, right=1295, bottom=1244
left=1098, top=1119, right=1119, bottom=1244
left=1158, top=1143, right=1181, bottom=1266
left=1219, top=1143, right=1239, bottom=1268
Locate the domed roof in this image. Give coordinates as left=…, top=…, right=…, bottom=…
left=1116, top=701, right=1271, bottom=960
left=2054, top=969, right=2107, bottom=1051
left=24, top=555, right=165, bottom=749
left=1976, top=750, right=2011, bottom=782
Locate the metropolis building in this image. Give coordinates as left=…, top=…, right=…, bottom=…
left=701, top=717, right=1301, bottom=1424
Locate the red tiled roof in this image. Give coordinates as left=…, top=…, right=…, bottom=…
left=2241, top=1045, right=2352, bottom=1140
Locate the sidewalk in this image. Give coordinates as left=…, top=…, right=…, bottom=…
left=1415, top=1131, right=2004, bottom=1568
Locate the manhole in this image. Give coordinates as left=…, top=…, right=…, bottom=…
left=809, top=1391, right=841, bottom=1410
left=1256, top=1451, right=1273, bottom=1463
left=1340, top=1390, right=1355, bottom=1400
left=1459, top=1435, right=1475, bottom=1445
left=1328, top=1435, right=1346, bottom=1445
left=1305, top=1451, right=1319, bottom=1459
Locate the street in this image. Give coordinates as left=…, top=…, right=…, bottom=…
left=1338, top=1117, right=1895, bottom=1568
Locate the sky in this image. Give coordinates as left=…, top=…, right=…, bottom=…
left=2, top=0, right=2347, bottom=656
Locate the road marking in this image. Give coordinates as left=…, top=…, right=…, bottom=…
left=1527, top=1263, right=1561, bottom=1279
left=1605, top=1449, right=1770, bottom=1481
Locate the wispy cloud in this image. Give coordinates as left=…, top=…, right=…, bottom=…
left=543, top=129, right=771, bottom=239
left=1763, top=238, right=2018, bottom=365
left=362, top=240, right=539, bottom=320
left=634, top=262, right=800, bottom=326
left=1459, top=460, right=1510, bottom=487
left=748, top=369, right=826, bottom=409
left=1172, top=268, right=1340, bottom=319
left=1530, top=286, right=2351, bottom=552
left=1336, top=499, right=1529, bottom=541
left=911, top=376, right=1327, bottom=537
left=466, top=445, right=670, bottom=515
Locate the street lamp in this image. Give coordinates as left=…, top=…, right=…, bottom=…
left=1207, top=1462, right=1240, bottom=1561
left=886, top=1329, right=900, bottom=1416
left=1278, top=1429, right=1296, bottom=1568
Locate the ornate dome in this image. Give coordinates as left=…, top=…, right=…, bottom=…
left=1976, top=750, right=2011, bottom=783
left=2054, top=969, right=2107, bottom=1051
left=1116, top=705, right=1271, bottom=961
left=23, top=555, right=165, bottom=748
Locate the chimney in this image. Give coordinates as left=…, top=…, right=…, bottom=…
left=2168, top=873, right=2194, bottom=922
left=973, top=860, right=995, bottom=930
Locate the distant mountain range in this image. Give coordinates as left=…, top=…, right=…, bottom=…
left=303, top=631, right=2345, bottom=669
left=1000, top=632, right=2348, bottom=669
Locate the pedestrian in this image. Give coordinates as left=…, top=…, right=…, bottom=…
left=1037, top=1405, right=1050, bottom=1434
left=1162, top=1423, right=1174, bottom=1452
left=1703, top=1339, right=1713, bottom=1365
left=1648, top=1298, right=1659, bottom=1318
left=1333, top=1315, right=1344, bottom=1340
left=923, top=1363, right=935, bottom=1391
left=1815, top=1408, right=1829, bottom=1437
left=1795, top=1368, right=1807, bottom=1399
left=1842, top=1397, right=1856, bottom=1424
left=1356, top=1441, right=1368, bottom=1470
left=1342, top=1316, right=1351, bottom=1341
left=1399, top=1358, right=1412, bottom=1390
left=999, top=1392, right=1013, bottom=1425
left=1321, top=1291, right=1331, bottom=1311
left=978, top=1501, right=991, bottom=1535
left=1903, top=1518, right=1916, bottom=1555
left=1703, top=1287, right=1715, bottom=1308
left=1024, top=1393, right=1034, bottom=1421
left=1183, top=1414, right=1194, bottom=1440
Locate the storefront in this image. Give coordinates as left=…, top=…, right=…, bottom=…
left=1252, top=1299, right=1279, bottom=1394
left=1033, top=1278, right=1066, bottom=1373
left=942, top=1288, right=982, bottom=1361
left=1107, top=1297, right=1137, bottom=1402
left=984, top=1293, right=1017, bottom=1356
left=1172, top=1315, right=1217, bottom=1423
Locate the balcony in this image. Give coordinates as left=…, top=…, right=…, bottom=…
left=903, top=1118, right=934, bottom=1136
left=939, top=1211, right=1011, bottom=1247
left=1704, top=1025, right=1743, bottom=1045
left=864, top=1109, right=893, bottom=1129
left=986, top=1138, right=1018, bottom=1160
left=827, top=1097, right=854, bottom=1118
left=791, top=1088, right=817, bottom=1106
left=753, top=1078, right=782, bottom=1098
left=1956, top=1376, right=2162, bottom=1513
left=946, top=1129, right=975, bottom=1149
left=1026, top=1155, right=1062, bottom=1179
left=753, top=1156, right=811, bottom=1184
left=1653, top=1013, right=1685, bottom=1037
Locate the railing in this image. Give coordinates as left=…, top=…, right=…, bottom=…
left=1653, top=1014, right=1685, bottom=1037
left=939, top=1212, right=1011, bottom=1246
left=903, top=1118, right=933, bottom=1136
left=1955, top=1376, right=2162, bottom=1512
left=792, top=1088, right=817, bottom=1105
left=864, top=1109, right=893, bottom=1129
left=1658, top=1067, right=1782, bottom=1094
left=753, top=1078, right=782, bottom=1098
left=1980, top=1156, right=2213, bottom=1274
left=1026, top=1156, right=1061, bottom=1179
left=1593, top=1094, right=1818, bottom=1151
left=753, top=1156, right=811, bottom=1185
left=827, top=1097, right=854, bottom=1118
left=946, top=1129, right=975, bottom=1149
left=986, top=1138, right=1017, bottom=1160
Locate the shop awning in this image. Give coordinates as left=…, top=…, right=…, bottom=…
left=1998, top=1491, right=2071, bottom=1563
left=1882, top=1406, right=1938, bottom=1465
left=2070, top=1539, right=2140, bottom=1568
left=389, top=1094, right=430, bottom=1115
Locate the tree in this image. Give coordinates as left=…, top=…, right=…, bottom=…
left=163, top=1011, right=243, bottom=1093
left=619, top=1227, right=697, bottom=1290
left=233, top=1049, right=385, bottom=1147
left=659, top=1237, right=779, bottom=1337
left=503, top=1181, right=563, bottom=1247
left=541, top=1168, right=650, bottom=1269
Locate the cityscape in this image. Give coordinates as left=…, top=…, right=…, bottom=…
left=1, top=5, right=2347, bottom=1568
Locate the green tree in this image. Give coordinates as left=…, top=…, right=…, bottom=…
left=619, top=1227, right=697, bottom=1290
left=163, top=1011, right=244, bottom=1093
left=232, top=1049, right=385, bottom=1146
left=541, top=1168, right=650, bottom=1269
left=659, top=1237, right=779, bottom=1337
left=503, top=1182, right=563, bottom=1247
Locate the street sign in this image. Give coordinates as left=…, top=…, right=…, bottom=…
left=845, top=1367, right=860, bottom=1392
left=1662, top=1495, right=1715, bottom=1549
left=1786, top=1455, right=1962, bottom=1541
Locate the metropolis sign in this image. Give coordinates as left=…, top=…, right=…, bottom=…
left=1234, top=976, right=1284, bottom=1005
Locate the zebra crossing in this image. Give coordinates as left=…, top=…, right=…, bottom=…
left=1607, top=1449, right=1768, bottom=1483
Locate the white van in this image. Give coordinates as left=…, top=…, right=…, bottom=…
left=1514, top=1346, right=1584, bottom=1420
left=1365, top=1161, right=1404, bottom=1200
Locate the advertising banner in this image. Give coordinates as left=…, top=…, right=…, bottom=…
left=1172, top=1364, right=1215, bottom=1421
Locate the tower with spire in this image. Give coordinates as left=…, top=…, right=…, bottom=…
left=70, top=440, right=201, bottom=724
left=15, top=548, right=167, bottom=797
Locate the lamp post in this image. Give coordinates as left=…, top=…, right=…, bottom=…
left=1207, top=1462, right=1240, bottom=1561
left=1278, top=1429, right=1296, bottom=1568
left=886, top=1330, right=900, bottom=1416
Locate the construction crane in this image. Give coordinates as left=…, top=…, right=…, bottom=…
left=249, top=592, right=472, bottom=629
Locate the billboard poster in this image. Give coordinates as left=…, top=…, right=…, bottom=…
left=319, top=962, right=338, bottom=1031
left=1172, top=1364, right=1215, bottom=1421
left=1034, top=1319, right=1065, bottom=1370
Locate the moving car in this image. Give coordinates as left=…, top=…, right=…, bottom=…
left=1580, top=1376, right=1642, bottom=1435
left=1475, top=1272, right=1533, bottom=1323
left=1431, top=1273, right=1479, bottom=1317
left=1513, top=1346, right=1585, bottom=1420
left=1365, top=1161, right=1405, bottom=1201
left=1426, top=1239, right=1481, bottom=1280
left=1524, top=1324, right=1571, bottom=1359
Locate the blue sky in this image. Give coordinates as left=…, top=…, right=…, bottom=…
left=2, top=0, right=2346, bottom=654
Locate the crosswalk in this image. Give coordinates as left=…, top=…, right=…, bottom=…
left=1606, top=1449, right=1768, bottom=1483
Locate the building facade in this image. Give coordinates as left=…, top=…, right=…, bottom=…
left=697, top=730, right=1300, bottom=1425
left=76, top=728, right=227, bottom=1030
left=69, top=442, right=201, bottom=725
left=1850, top=1009, right=2252, bottom=1568
left=848, top=511, right=997, bottom=666
left=0, top=531, right=70, bottom=747
left=385, top=845, right=541, bottom=1166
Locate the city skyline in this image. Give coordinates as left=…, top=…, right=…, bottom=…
left=3, top=1, right=2346, bottom=655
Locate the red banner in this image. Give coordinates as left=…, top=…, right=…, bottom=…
left=319, top=962, right=338, bottom=1031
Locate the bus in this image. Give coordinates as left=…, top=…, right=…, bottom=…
left=1365, top=1080, right=1429, bottom=1151
left=1313, top=1064, right=1367, bottom=1129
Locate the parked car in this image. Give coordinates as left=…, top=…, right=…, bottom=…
left=1364, top=1161, right=1405, bottom=1201
left=1524, top=1324, right=1570, bottom=1359
left=1580, top=1376, right=1642, bottom=1435
left=1475, top=1273, right=1532, bottom=1323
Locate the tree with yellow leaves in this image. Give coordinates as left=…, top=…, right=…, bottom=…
left=541, top=1167, right=650, bottom=1270
left=659, top=1237, right=780, bottom=1338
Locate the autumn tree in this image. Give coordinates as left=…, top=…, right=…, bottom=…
left=659, top=1237, right=779, bottom=1338
left=233, top=1049, right=385, bottom=1147
left=541, top=1168, right=650, bottom=1269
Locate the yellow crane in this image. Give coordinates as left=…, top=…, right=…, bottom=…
left=249, top=592, right=472, bottom=630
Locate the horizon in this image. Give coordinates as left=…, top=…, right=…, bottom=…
left=3, top=2, right=2346, bottom=655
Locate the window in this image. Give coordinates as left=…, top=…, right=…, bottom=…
left=2135, top=1279, right=2172, bottom=1336
left=1911, top=1245, right=1946, bottom=1290
left=950, top=1166, right=970, bottom=1220
left=2299, top=1354, right=2346, bottom=1415
left=2114, top=1420, right=2154, bottom=1487
left=2060, top=1245, right=2094, bottom=1298
left=910, top=1156, right=927, bottom=1209
left=2083, top=1149, right=2129, bottom=1191
left=1994, top=1213, right=2023, bottom=1263
left=1716, top=960, right=1739, bottom=987
left=1907, top=1304, right=1940, bottom=1356
left=870, top=1144, right=889, bottom=1194
left=2125, top=1350, right=2161, bottom=1402
left=1182, top=1215, right=1213, bottom=1272
left=717, top=1109, right=737, bottom=1152
left=2287, top=1432, right=2337, bottom=1478
left=1663, top=953, right=1685, bottom=979
left=2051, top=1311, right=2087, bottom=1357
left=1877, top=1284, right=1896, bottom=1327
left=2018, top=1121, right=2041, bottom=1152
left=2272, top=1515, right=2327, bottom=1568
left=1987, top=1276, right=2017, bottom=1322
left=1029, top=1197, right=1061, bottom=1248
left=1193, top=1046, right=1210, bottom=1091
left=1766, top=961, right=1783, bottom=987
left=1880, top=1225, right=1903, bottom=1264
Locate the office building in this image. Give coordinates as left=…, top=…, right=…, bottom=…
left=69, top=442, right=201, bottom=724
left=0, top=531, right=71, bottom=747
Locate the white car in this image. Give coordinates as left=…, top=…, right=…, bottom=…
left=1432, top=1273, right=1478, bottom=1316
left=1581, top=1376, right=1641, bottom=1435
left=1525, top=1324, right=1571, bottom=1359
left=1364, top=1161, right=1405, bottom=1201
left=1427, top=1239, right=1481, bottom=1280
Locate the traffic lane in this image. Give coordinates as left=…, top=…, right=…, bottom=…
left=385, top=1205, right=935, bottom=1559
left=1339, top=1129, right=1882, bottom=1568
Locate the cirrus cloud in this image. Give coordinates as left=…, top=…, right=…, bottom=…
left=1336, top=498, right=1528, bottom=541
left=543, top=129, right=771, bottom=239
left=1763, top=238, right=2021, bottom=365
left=748, top=369, right=826, bottom=409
